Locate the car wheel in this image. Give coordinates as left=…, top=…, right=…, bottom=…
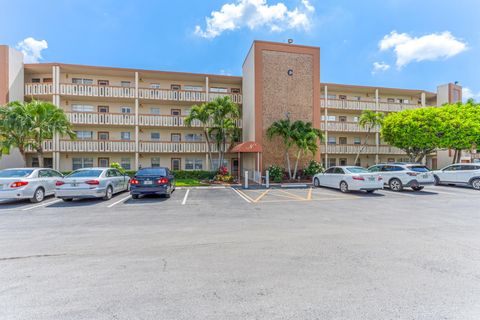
left=339, top=181, right=349, bottom=193
left=103, top=186, right=113, bottom=200
left=366, top=190, right=375, bottom=194
left=471, top=178, right=480, bottom=190
left=389, top=178, right=403, bottom=192
left=412, top=186, right=424, bottom=191
left=314, top=178, right=320, bottom=187
left=62, top=198, right=73, bottom=202
left=433, top=175, right=440, bottom=186
left=131, top=194, right=139, bottom=199
left=30, top=187, right=45, bottom=203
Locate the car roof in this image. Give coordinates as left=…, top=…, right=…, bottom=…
left=138, top=167, right=168, bottom=170
left=1, top=167, right=40, bottom=170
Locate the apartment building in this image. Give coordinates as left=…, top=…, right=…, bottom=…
left=0, top=41, right=463, bottom=175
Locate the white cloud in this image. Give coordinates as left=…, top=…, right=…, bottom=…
left=16, top=37, right=48, bottom=63
left=371, top=61, right=390, bottom=74
left=463, top=87, right=480, bottom=102
left=194, top=0, right=315, bottom=39
left=379, top=31, right=467, bottom=68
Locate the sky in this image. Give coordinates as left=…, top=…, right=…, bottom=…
left=1, top=0, right=479, bottom=100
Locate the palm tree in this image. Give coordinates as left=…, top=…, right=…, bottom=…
left=267, top=118, right=295, bottom=179
left=354, top=110, right=384, bottom=165
left=185, top=103, right=214, bottom=170
left=291, top=121, right=323, bottom=179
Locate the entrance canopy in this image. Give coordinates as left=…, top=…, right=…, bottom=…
left=230, top=141, right=262, bottom=153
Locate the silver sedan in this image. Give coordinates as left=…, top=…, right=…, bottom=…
left=0, top=168, right=64, bottom=203
left=55, top=167, right=129, bottom=201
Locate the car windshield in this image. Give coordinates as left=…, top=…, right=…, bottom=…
left=0, top=169, right=34, bottom=178
left=137, top=168, right=167, bottom=176
left=67, top=170, right=103, bottom=178
left=346, top=167, right=369, bottom=174
left=407, top=165, right=430, bottom=172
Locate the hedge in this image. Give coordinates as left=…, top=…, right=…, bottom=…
left=61, top=170, right=215, bottom=180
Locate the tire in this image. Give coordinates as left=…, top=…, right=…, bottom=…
left=314, top=178, right=320, bottom=187
left=62, top=198, right=73, bottom=202
left=131, top=194, right=139, bottom=199
left=433, top=175, right=440, bottom=186
left=30, top=187, right=45, bottom=203
left=366, top=190, right=375, bottom=194
left=471, top=178, right=480, bottom=190
left=389, top=178, right=403, bottom=192
left=412, top=186, right=424, bottom=191
left=103, top=186, right=113, bottom=200
left=339, top=181, right=349, bottom=193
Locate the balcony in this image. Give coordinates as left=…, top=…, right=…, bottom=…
left=320, top=121, right=376, bottom=133
left=66, top=112, right=135, bottom=126
left=24, top=83, right=243, bottom=104
left=321, top=144, right=406, bottom=155
left=139, top=141, right=221, bottom=153
left=321, top=99, right=421, bottom=112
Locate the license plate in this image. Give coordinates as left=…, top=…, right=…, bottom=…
left=368, top=177, right=375, bottom=181
left=143, top=181, right=153, bottom=185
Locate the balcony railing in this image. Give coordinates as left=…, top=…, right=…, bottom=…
left=320, top=121, right=376, bottom=132
left=25, top=83, right=54, bottom=95
left=60, top=83, right=135, bottom=99
left=321, top=144, right=406, bottom=155
left=59, top=140, right=136, bottom=153
left=209, top=92, right=243, bottom=104
left=66, top=112, right=135, bottom=126
left=139, top=141, right=222, bottom=153
left=138, top=88, right=206, bottom=102
left=321, top=99, right=422, bottom=112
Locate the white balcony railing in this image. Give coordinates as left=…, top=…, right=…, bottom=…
left=59, top=140, right=136, bottom=153
left=321, top=99, right=422, bottom=112
left=321, top=144, right=406, bottom=155
left=66, top=112, right=135, bottom=126
left=25, top=83, right=54, bottom=95
left=320, top=121, right=376, bottom=133
left=209, top=92, right=243, bottom=104
left=60, top=83, right=135, bottom=99
left=138, top=88, right=206, bottom=102
left=139, top=141, right=221, bottom=153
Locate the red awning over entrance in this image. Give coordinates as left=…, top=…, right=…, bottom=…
left=230, top=141, right=263, bottom=153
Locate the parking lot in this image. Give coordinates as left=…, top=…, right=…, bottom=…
left=1, top=184, right=480, bottom=319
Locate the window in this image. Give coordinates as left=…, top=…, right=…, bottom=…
left=185, top=133, right=202, bottom=142
left=98, top=132, right=109, bottom=140
left=43, top=78, right=52, bottom=83
left=327, top=136, right=336, bottom=145
left=98, top=106, right=109, bottom=113
left=150, top=132, right=160, bottom=141
left=98, top=80, right=109, bottom=86
left=184, top=85, right=203, bottom=91
left=339, top=95, right=347, bottom=100
left=49, top=170, right=63, bottom=178
left=210, top=87, right=228, bottom=93
left=324, top=168, right=335, bottom=174
left=353, top=116, right=359, bottom=122
left=171, top=158, right=181, bottom=171
left=185, top=158, right=203, bottom=170
left=31, top=78, right=40, bottom=83
left=321, top=115, right=336, bottom=121
left=388, top=158, right=395, bottom=163
left=171, top=84, right=181, bottom=90
left=383, top=165, right=404, bottom=172
left=72, top=158, right=93, bottom=170
left=151, top=157, right=161, bottom=167
left=339, top=137, right=347, bottom=145
left=387, top=98, right=395, bottom=103
left=353, top=137, right=361, bottom=145
left=368, top=166, right=382, bottom=172
left=38, top=170, right=51, bottom=178
left=328, top=158, right=336, bottom=167
left=352, top=96, right=361, bottom=101
left=121, top=107, right=132, bottom=114
left=121, top=81, right=131, bottom=87
left=72, top=104, right=94, bottom=112
left=150, top=83, right=161, bottom=89
left=333, top=167, right=345, bottom=174
left=171, top=109, right=181, bottom=116
left=121, top=158, right=131, bottom=170
left=212, top=159, right=229, bottom=169
left=74, top=131, right=93, bottom=140
left=72, top=78, right=93, bottom=85
left=231, top=88, right=241, bottom=94
left=120, top=132, right=131, bottom=140
left=171, top=133, right=181, bottom=142
left=339, top=158, right=347, bottom=166
left=339, top=116, right=347, bottom=122
left=150, top=107, right=161, bottom=114
left=98, top=158, right=110, bottom=167
left=106, top=169, right=119, bottom=177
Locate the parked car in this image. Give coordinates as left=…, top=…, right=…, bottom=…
left=129, top=167, right=175, bottom=199
left=367, top=163, right=434, bottom=191
left=432, top=163, right=480, bottom=190
left=0, top=168, right=63, bottom=203
left=55, top=167, right=129, bottom=201
left=312, top=166, right=384, bottom=193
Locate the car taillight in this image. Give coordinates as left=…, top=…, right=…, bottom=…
left=10, top=181, right=29, bottom=188
left=85, top=180, right=100, bottom=185
left=352, top=176, right=365, bottom=181
left=158, top=177, right=169, bottom=184
left=55, top=181, right=65, bottom=186
left=130, top=178, right=139, bottom=185
left=407, top=172, right=418, bottom=176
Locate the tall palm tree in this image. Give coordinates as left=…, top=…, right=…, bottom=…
left=185, top=103, right=214, bottom=170
left=0, top=101, right=32, bottom=162
left=291, top=121, right=323, bottom=179
left=354, top=110, right=384, bottom=165
left=267, top=118, right=295, bottom=179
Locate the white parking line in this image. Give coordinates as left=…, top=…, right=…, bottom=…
left=21, top=199, right=62, bottom=211
left=182, top=189, right=190, bottom=205
left=231, top=188, right=251, bottom=203
left=107, top=194, right=132, bottom=208
left=378, top=190, right=417, bottom=197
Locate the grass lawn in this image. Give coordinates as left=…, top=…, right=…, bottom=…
left=175, top=178, right=210, bottom=187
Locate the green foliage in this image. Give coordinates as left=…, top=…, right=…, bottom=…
left=267, top=165, right=284, bottom=183
left=110, top=162, right=126, bottom=174
left=355, top=110, right=385, bottom=164
left=171, top=170, right=217, bottom=180
left=176, top=179, right=210, bottom=187
left=303, top=160, right=324, bottom=177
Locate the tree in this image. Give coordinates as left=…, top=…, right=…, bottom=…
left=381, top=107, right=443, bottom=162
left=354, top=110, right=384, bottom=165
left=185, top=103, right=215, bottom=170
left=291, top=121, right=323, bottom=179
left=0, top=100, right=75, bottom=167
left=267, top=118, right=295, bottom=179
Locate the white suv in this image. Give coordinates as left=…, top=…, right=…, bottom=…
left=367, top=163, right=435, bottom=192
left=432, top=163, right=480, bottom=190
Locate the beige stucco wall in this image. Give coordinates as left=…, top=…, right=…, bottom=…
left=242, top=45, right=255, bottom=142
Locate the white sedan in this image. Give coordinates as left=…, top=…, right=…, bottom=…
left=313, top=166, right=384, bottom=193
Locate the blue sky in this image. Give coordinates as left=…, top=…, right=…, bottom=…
left=1, top=0, right=479, bottom=99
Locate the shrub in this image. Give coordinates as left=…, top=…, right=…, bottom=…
left=267, top=165, right=284, bottom=183
left=110, top=162, right=126, bottom=174
left=303, top=160, right=324, bottom=178
left=172, top=170, right=217, bottom=180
